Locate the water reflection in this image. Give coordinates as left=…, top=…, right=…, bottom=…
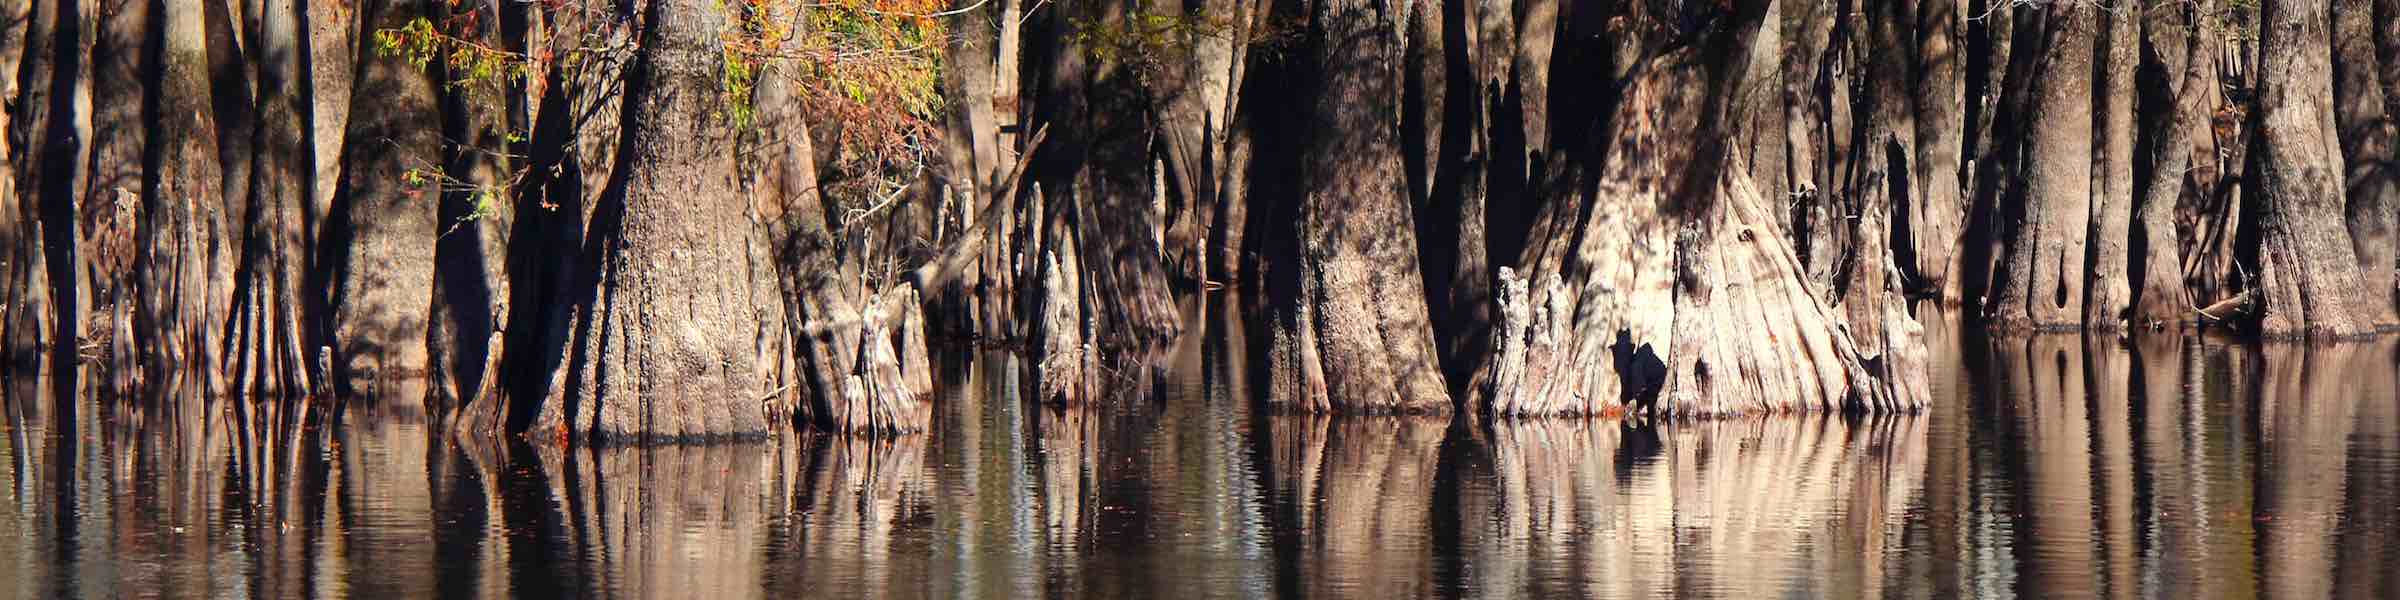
left=1269, top=416, right=1444, bottom=598
left=1458, top=415, right=1927, bottom=599
left=0, top=321, right=2395, bottom=599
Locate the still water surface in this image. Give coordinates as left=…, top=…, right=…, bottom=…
left=1, top=308, right=2396, bottom=599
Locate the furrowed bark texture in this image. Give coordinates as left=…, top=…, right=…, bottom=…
left=328, top=0, right=441, bottom=393
left=533, top=0, right=781, bottom=441
left=133, top=0, right=233, bottom=395
left=1987, top=4, right=2096, bottom=333
left=2130, top=0, right=2204, bottom=329
left=1479, top=0, right=1922, bottom=418
left=2083, top=3, right=2140, bottom=331
left=2333, top=0, right=2398, bottom=328
left=1907, top=0, right=1967, bottom=306
left=1263, top=0, right=1450, bottom=415
left=2246, top=0, right=2375, bottom=339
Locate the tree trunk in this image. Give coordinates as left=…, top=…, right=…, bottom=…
left=1837, top=0, right=1914, bottom=355
left=133, top=0, right=234, bottom=394
left=428, top=0, right=515, bottom=411
left=225, top=0, right=318, bottom=398
left=327, top=0, right=441, bottom=393
left=1958, top=1, right=2014, bottom=304
left=532, top=0, right=782, bottom=441
left=12, top=0, right=93, bottom=397
left=2083, top=0, right=2140, bottom=331
left=1263, top=0, right=1449, bottom=415
left=2334, top=0, right=2398, bottom=329
left=0, top=0, right=30, bottom=374
left=1906, top=0, right=1966, bottom=305
left=88, top=0, right=147, bottom=395
left=2246, top=0, right=2377, bottom=338
left=2130, top=0, right=2206, bottom=329
left=1987, top=4, right=2096, bottom=333
left=1482, top=0, right=1920, bottom=417
left=1664, top=0, right=1920, bottom=415
left=753, top=4, right=931, bottom=433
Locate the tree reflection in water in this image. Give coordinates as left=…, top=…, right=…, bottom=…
left=0, top=327, right=2394, bottom=598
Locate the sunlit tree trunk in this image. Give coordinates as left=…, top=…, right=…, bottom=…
left=133, top=0, right=234, bottom=394
left=1906, top=0, right=1966, bottom=306
left=2083, top=3, right=2140, bottom=331
left=1481, top=0, right=1919, bottom=417
left=2130, top=0, right=2207, bottom=329
left=1262, top=0, right=1450, bottom=414
left=327, top=0, right=440, bottom=395
left=1987, top=3, right=2095, bottom=333
left=2244, top=0, right=2376, bottom=338
left=2333, top=0, right=2398, bottom=329
left=532, top=0, right=783, bottom=440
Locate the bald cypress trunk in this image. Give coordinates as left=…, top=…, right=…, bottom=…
left=2130, top=0, right=2206, bottom=329
left=427, top=0, right=515, bottom=412
left=531, top=0, right=783, bottom=440
left=1478, top=0, right=1919, bottom=418
left=1906, top=0, right=1966, bottom=306
left=11, top=0, right=93, bottom=397
left=327, top=0, right=441, bottom=394
left=1263, top=0, right=1449, bottom=415
left=133, top=0, right=234, bottom=394
left=2245, top=0, right=2377, bottom=338
left=2334, top=0, right=2398, bottom=329
left=2083, top=1, right=2140, bottom=331
left=1837, top=0, right=1915, bottom=356
left=87, top=0, right=147, bottom=395
left=754, top=5, right=931, bottom=434
left=1987, top=4, right=2095, bottom=333
left=224, top=0, right=318, bottom=398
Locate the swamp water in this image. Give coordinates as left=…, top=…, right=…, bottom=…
left=0, top=306, right=2396, bottom=599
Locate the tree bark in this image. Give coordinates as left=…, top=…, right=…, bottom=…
left=1263, top=0, right=1449, bottom=415
left=2246, top=0, right=2377, bottom=338
left=1837, top=0, right=1914, bottom=354
left=133, top=0, right=234, bottom=394
left=1958, top=0, right=2014, bottom=304
left=1906, top=0, right=1966, bottom=305
left=2334, top=0, right=2398, bottom=328
left=225, top=0, right=318, bottom=398
left=87, top=0, right=148, bottom=394
left=1481, top=0, right=1920, bottom=417
left=754, top=6, right=932, bottom=433
left=327, top=0, right=441, bottom=393
left=428, top=0, right=516, bottom=411
left=2130, top=0, right=2206, bottom=329
left=532, top=0, right=782, bottom=440
left=2083, top=0, right=2140, bottom=331
left=12, top=0, right=93, bottom=398
left=1987, top=4, right=2096, bottom=333
left=0, top=0, right=30, bottom=374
